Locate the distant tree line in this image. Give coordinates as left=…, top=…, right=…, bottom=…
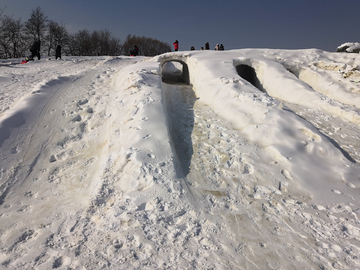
left=0, top=6, right=171, bottom=58
left=122, top=34, right=172, bottom=57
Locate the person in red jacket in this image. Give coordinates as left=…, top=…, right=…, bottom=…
left=173, top=40, right=179, bottom=51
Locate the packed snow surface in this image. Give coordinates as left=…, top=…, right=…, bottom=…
left=0, top=49, right=360, bottom=269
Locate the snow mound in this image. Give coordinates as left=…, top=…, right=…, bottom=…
left=336, top=42, right=360, bottom=53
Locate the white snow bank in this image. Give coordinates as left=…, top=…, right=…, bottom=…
left=337, top=42, right=360, bottom=53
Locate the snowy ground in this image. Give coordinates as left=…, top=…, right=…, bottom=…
left=0, top=49, right=360, bottom=269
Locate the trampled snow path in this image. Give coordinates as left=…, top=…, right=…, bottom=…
left=0, top=50, right=360, bottom=269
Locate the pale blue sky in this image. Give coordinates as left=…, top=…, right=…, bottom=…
left=1, top=0, right=359, bottom=52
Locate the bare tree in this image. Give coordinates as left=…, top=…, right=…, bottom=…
left=97, top=29, right=121, bottom=56
left=67, top=34, right=77, bottom=56
left=91, top=30, right=100, bottom=55
left=0, top=16, right=24, bottom=58
left=69, top=29, right=92, bottom=56
left=98, top=30, right=111, bottom=55
left=25, top=7, right=48, bottom=43
left=0, top=20, right=10, bottom=58
left=122, top=34, right=137, bottom=56
left=122, top=34, right=171, bottom=56
left=0, top=6, right=6, bottom=17
left=45, top=20, right=69, bottom=56
left=68, top=29, right=121, bottom=56
left=108, top=36, right=122, bottom=56
left=45, top=20, right=56, bottom=56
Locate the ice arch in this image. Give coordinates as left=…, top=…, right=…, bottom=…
left=160, top=59, right=190, bottom=85
left=235, top=64, right=265, bottom=93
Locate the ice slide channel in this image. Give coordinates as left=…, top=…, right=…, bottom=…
left=235, top=61, right=356, bottom=163
left=161, top=60, right=194, bottom=179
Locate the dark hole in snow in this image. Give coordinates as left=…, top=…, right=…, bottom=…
left=161, top=61, right=190, bottom=85
left=53, top=257, right=63, bottom=268
left=137, top=202, right=147, bottom=211
left=236, top=64, right=265, bottom=92
left=95, top=198, right=106, bottom=206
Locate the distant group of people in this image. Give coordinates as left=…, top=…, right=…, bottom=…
left=214, top=43, right=225, bottom=51
left=25, top=40, right=62, bottom=61
left=173, top=40, right=225, bottom=52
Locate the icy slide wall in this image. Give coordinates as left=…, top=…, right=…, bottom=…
left=286, top=63, right=360, bottom=109
left=235, top=57, right=360, bottom=125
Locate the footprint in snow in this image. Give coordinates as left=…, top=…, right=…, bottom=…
left=346, top=182, right=356, bottom=188
left=77, top=99, right=88, bottom=106
left=281, top=169, right=292, bottom=181
left=130, top=126, right=141, bottom=130
left=71, top=115, right=82, bottom=122
left=10, top=146, right=20, bottom=154
left=143, top=134, right=151, bottom=139
left=220, top=132, right=228, bottom=138
left=49, top=155, right=57, bottom=163
left=140, top=117, right=149, bottom=122
left=241, top=163, right=254, bottom=174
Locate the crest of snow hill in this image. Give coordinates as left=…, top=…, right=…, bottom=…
left=336, top=42, right=360, bottom=53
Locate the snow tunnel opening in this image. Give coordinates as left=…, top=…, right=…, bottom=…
left=286, top=67, right=299, bottom=78
left=161, top=61, right=190, bottom=85
left=236, top=64, right=265, bottom=92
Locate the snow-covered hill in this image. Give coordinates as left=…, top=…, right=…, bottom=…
left=0, top=49, right=360, bottom=269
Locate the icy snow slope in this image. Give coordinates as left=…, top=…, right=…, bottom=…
left=0, top=50, right=360, bottom=269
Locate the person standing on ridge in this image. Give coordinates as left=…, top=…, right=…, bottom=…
left=173, top=40, right=179, bottom=51
left=133, top=45, right=139, bottom=56
left=29, top=40, right=41, bottom=60
left=130, top=45, right=139, bottom=56
left=55, top=45, right=62, bottom=59
left=205, top=42, right=210, bottom=50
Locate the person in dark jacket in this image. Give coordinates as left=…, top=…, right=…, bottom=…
left=205, top=42, right=210, bottom=50
left=30, top=40, right=41, bottom=60
left=130, top=45, right=139, bottom=56
left=133, top=45, right=139, bottom=56
left=55, top=45, right=62, bottom=59
left=173, top=40, right=179, bottom=51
